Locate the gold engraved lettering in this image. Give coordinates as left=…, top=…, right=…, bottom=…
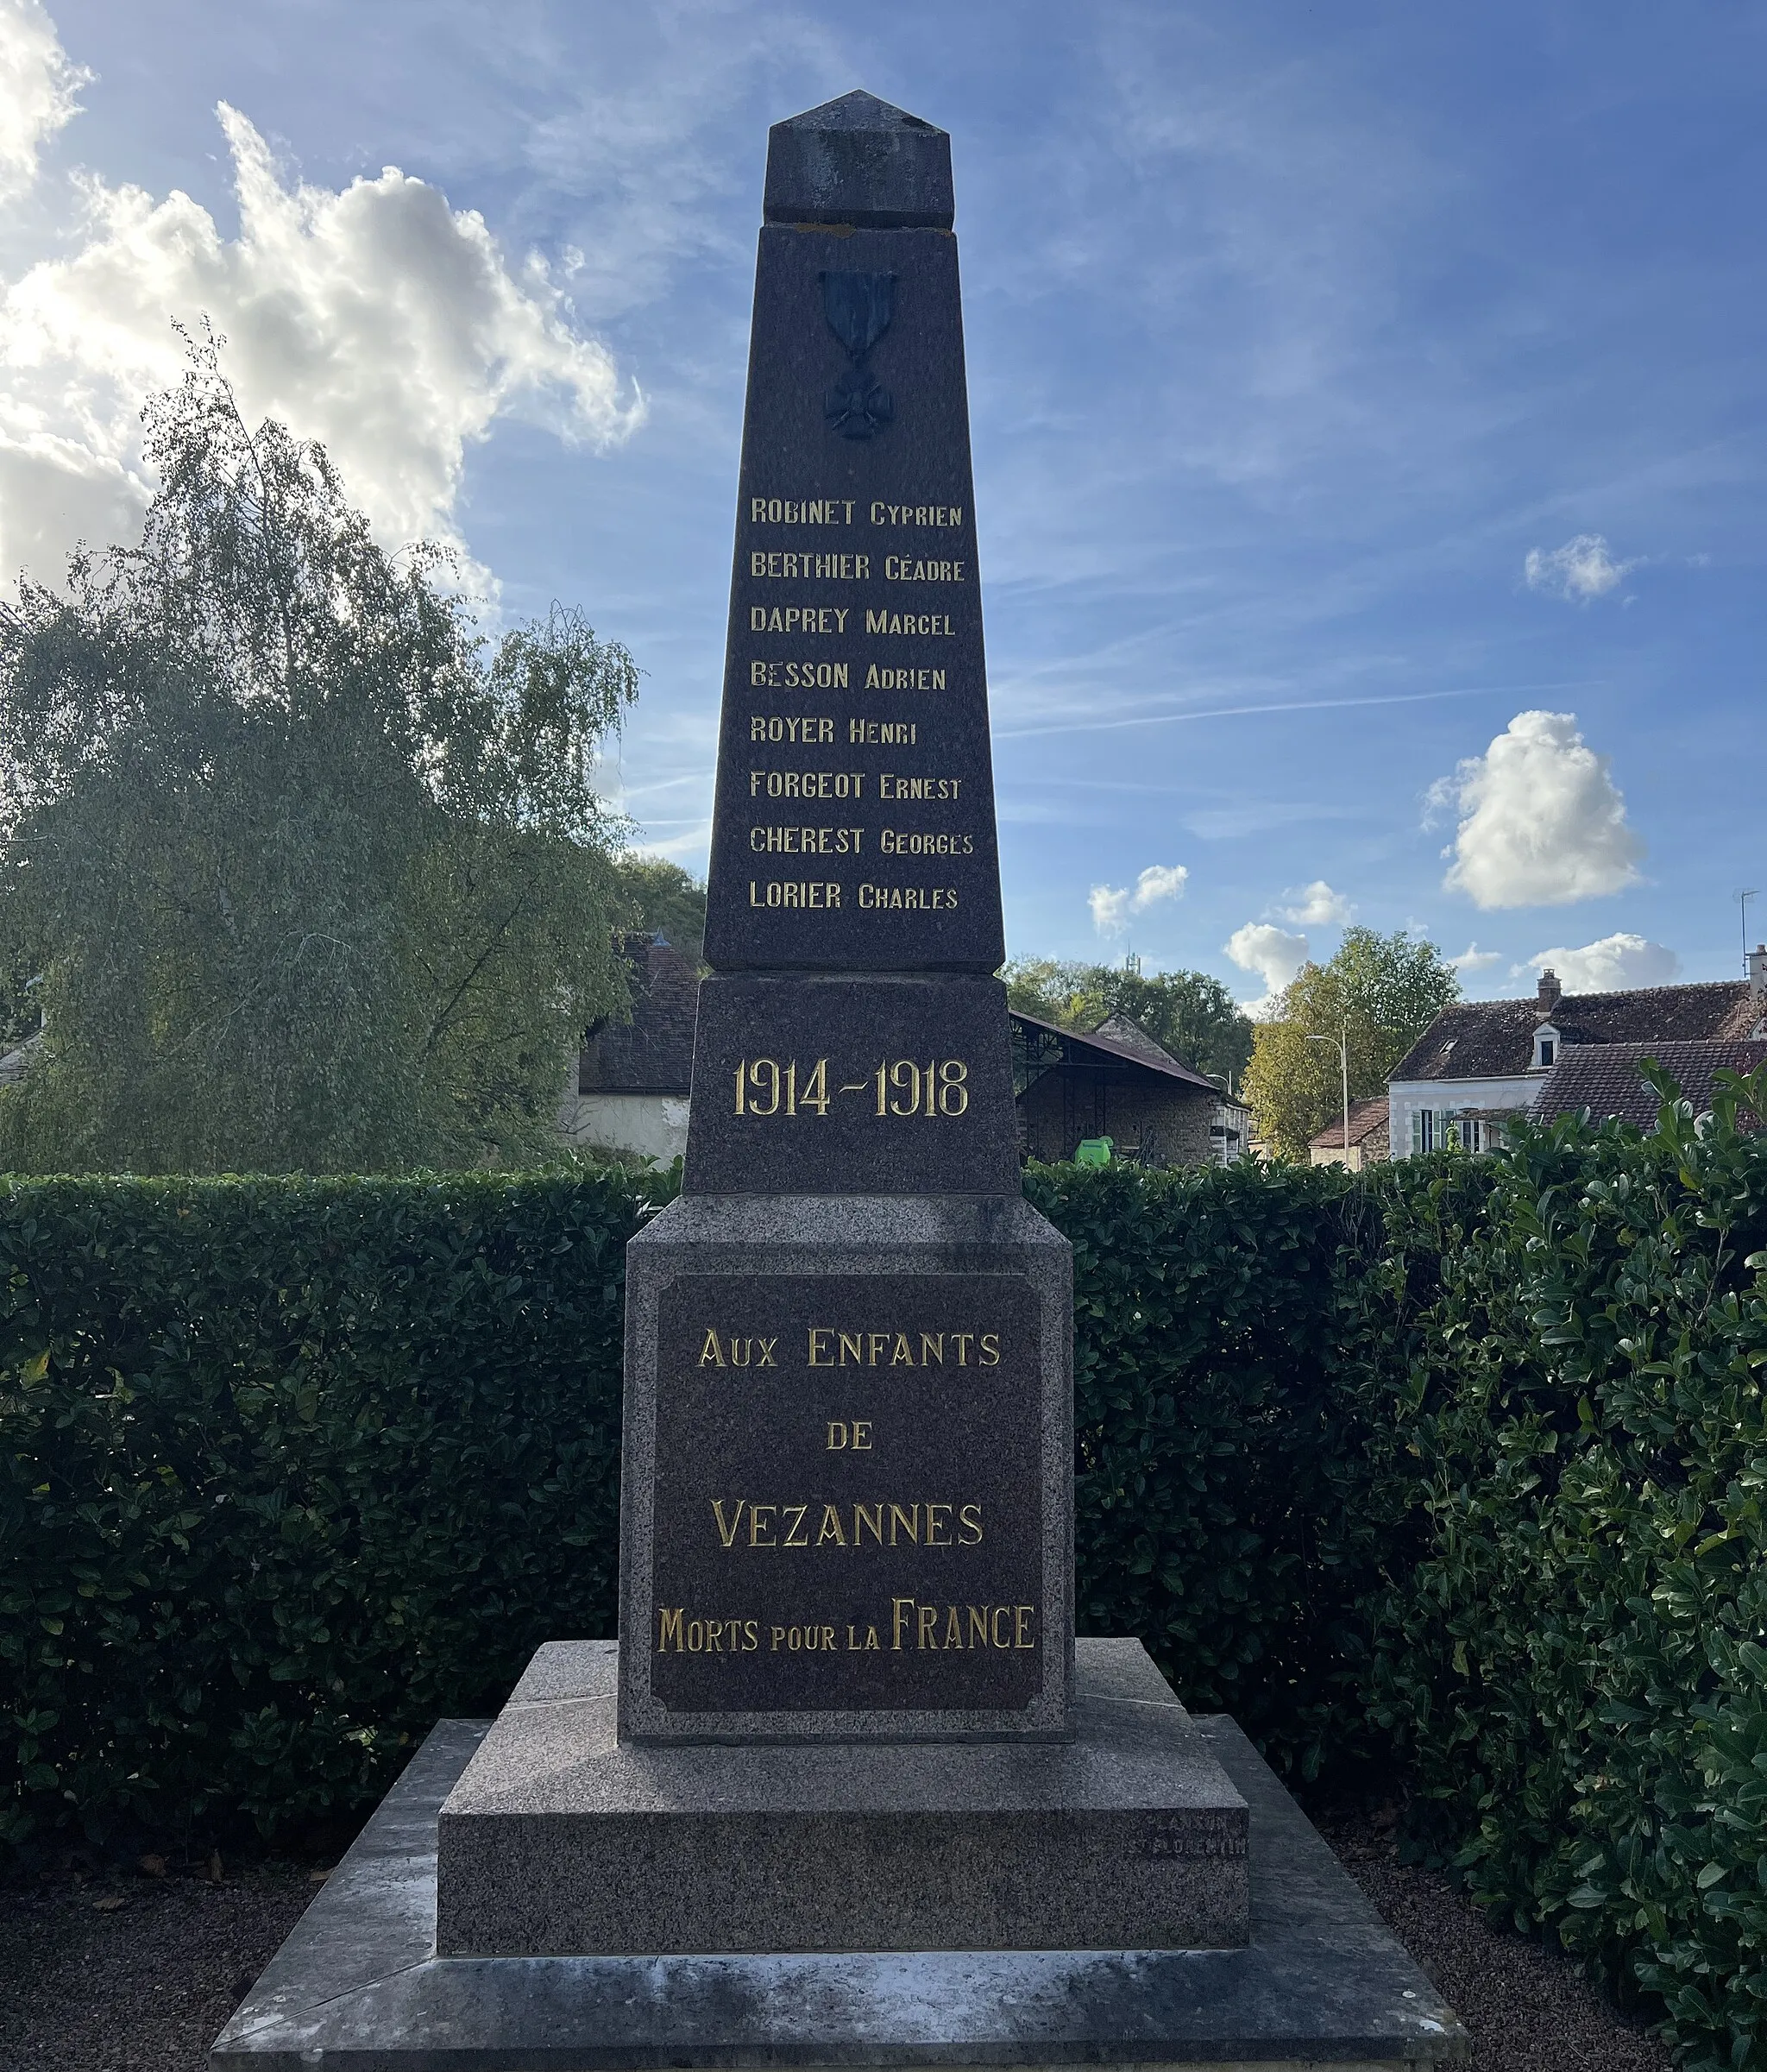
left=862, top=665, right=947, bottom=691
left=748, top=606, right=850, bottom=635
left=925, top=1502, right=952, bottom=1546
left=699, top=1329, right=726, bottom=1366
left=918, top=1604, right=939, bottom=1649
left=959, top=1502, right=983, bottom=1545
left=1016, top=1606, right=1035, bottom=1649
left=890, top=1332, right=914, bottom=1365
left=868, top=502, right=963, bottom=528
left=748, top=824, right=864, bottom=856
left=852, top=1420, right=871, bottom=1450
left=712, top=1500, right=745, bottom=1548
left=808, top=1328, right=833, bottom=1365
left=659, top=1608, right=684, bottom=1652
left=920, top=1333, right=945, bottom=1363
left=750, top=550, right=870, bottom=579
left=839, top=1331, right=864, bottom=1363
left=953, top=1332, right=974, bottom=1363
left=882, top=555, right=965, bottom=582
left=816, top=1504, right=847, bottom=1547
left=863, top=608, right=957, bottom=635
left=878, top=774, right=962, bottom=801
left=993, top=1606, right=1012, bottom=1649
left=855, top=1502, right=884, bottom=1546
left=889, top=1502, right=920, bottom=1546
left=751, top=715, right=835, bottom=743
left=783, top=1503, right=811, bottom=1548
left=880, top=830, right=975, bottom=857
left=827, top=1420, right=848, bottom=1451
left=849, top=718, right=917, bottom=745
left=748, top=1504, right=777, bottom=1547
left=980, top=1332, right=1000, bottom=1365
left=968, top=1605, right=990, bottom=1648
left=944, top=1605, right=964, bottom=1648
left=892, top=1597, right=914, bottom=1651
left=748, top=880, right=843, bottom=910
left=748, top=769, right=864, bottom=800
left=745, top=657, right=851, bottom=688
left=750, top=496, right=855, bottom=526
left=856, top=884, right=959, bottom=910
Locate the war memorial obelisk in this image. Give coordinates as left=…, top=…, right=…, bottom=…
left=214, top=92, right=1464, bottom=2071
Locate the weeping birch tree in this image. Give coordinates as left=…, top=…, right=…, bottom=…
left=0, top=342, right=639, bottom=1173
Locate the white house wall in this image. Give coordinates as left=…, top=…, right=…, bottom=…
left=1387, top=1074, right=1541, bottom=1158
left=559, top=1091, right=691, bottom=1165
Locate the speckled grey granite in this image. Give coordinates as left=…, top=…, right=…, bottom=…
left=619, top=1193, right=1073, bottom=1744
left=435, top=1640, right=1247, bottom=1956
left=211, top=1678, right=1467, bottom=2068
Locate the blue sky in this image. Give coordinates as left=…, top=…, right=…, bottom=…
left=2, top=0, right=1762, bottom=1007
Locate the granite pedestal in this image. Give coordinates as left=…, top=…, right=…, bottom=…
left=438, top=1639, right=1246, bottom=1956
left=618, top=1193, right=1073, bottom=1745
left=211, top=1640, right=1467, bottom=2068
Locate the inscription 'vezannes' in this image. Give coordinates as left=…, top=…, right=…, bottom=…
left=709, top=1499, right=985, bottom=1549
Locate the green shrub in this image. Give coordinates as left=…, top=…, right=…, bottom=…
left=1363, top=1064, right=1767, bottom=2072
left=1, top=1169, right=663, bottom=1845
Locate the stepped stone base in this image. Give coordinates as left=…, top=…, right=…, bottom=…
left=435, top=1638, right=1247, bottom=1956
left=210, top=1646, right=1468, bottom=2070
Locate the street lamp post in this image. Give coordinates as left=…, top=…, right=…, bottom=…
left=1307, top=1028, right=1351, bottom=1167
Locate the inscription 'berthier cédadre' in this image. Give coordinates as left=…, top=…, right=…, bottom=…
left=617, top=90, right=1072, bottom=1746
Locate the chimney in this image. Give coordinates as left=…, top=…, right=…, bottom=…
left=1536, top=969, right=1562, bottom=1014
left=1751, top=944, right=1766, bottom=1000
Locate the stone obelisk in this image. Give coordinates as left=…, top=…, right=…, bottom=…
left=617, top=89, right=1073, bottom=1744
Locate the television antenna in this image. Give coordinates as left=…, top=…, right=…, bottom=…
left=1739, top=889, right=1761, bottom=977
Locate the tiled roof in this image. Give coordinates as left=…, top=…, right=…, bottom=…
left=578, top=938, right=701, bottom=1094
left=1531, top=1041, right=1767, bottom=1130
left=1391, top=981, right=1759, bottom=1084
left=1009, top=1009, right=1218, bottom=1091
left=1309, top=1093, right=1391, bottom=1152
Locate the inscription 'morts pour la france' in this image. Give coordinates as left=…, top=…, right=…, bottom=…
left=701, top=129, right=1004, bottom=976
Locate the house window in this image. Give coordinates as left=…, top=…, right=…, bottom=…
left=1539, top=1039, right=1555, bottom=1067
left=1533, top=1023, right=1560, bottom=1069
left=1411, top=1108, right=1435, bottom=1155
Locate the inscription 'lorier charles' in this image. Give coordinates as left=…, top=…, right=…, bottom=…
left=617, top=90, right=1073, bottom=1746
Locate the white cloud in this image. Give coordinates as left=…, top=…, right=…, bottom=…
left=0, top=0, right=86, bottom=202
left=1449, top=942, right=1502, bottom=973
left=1430, top=709, right=1644, bottom=910
left=1277, top=879, right=1351, bottom=926
left=1089, top=862, right=1188, bottom=935
left=1523, top=532, right=1638, bottom=603
left=1225, top=922, right=1310, bottom=1017
left=1518, top=934, right=1681, bottom=994
left=0, top=99, right=642, bottom=585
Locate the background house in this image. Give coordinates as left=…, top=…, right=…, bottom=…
left=1388, top=952, right=1767, bottom=1156
left=1012, top=1011, right=1250, bottom=1167
left=1308, top=1094, right=1390, bottom=1170
left=560, top=937, right=700, bottom=1164
left=1532, top=1038, right=1766, bottom=1131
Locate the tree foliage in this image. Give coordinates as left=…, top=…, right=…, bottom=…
left=1242, top=927, right=1461, bottom=1160
left=0, top=341, right=640, bottom=1173
left=613, top=858, right=707, bottom=966
left=1003, top=958, right=1254, bottom=1085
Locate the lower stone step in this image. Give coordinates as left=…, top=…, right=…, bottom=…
left=436, top=1637, right=1248, bottom=1956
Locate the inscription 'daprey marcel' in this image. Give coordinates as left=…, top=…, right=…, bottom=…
left=650, top=1275, right=1043, bottom=1714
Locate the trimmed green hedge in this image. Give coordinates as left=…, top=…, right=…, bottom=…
left=4, top=1070, right=1767, bottom=2070
left=1, top=1170, right=660, bottom=1839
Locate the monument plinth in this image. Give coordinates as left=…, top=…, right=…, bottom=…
left=214, top=91, right=1465, bottom=2072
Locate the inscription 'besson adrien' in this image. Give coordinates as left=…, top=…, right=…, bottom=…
left=619, top=92, right=1070, bottom=1744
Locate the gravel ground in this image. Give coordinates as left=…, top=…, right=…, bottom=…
left=1313, top=1804, right=1675, bottom=2071
left=0, top=1817, right=1675, bottom=2070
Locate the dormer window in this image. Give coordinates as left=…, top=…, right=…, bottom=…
left=1533, top=1024, right=1559, bottom=1069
